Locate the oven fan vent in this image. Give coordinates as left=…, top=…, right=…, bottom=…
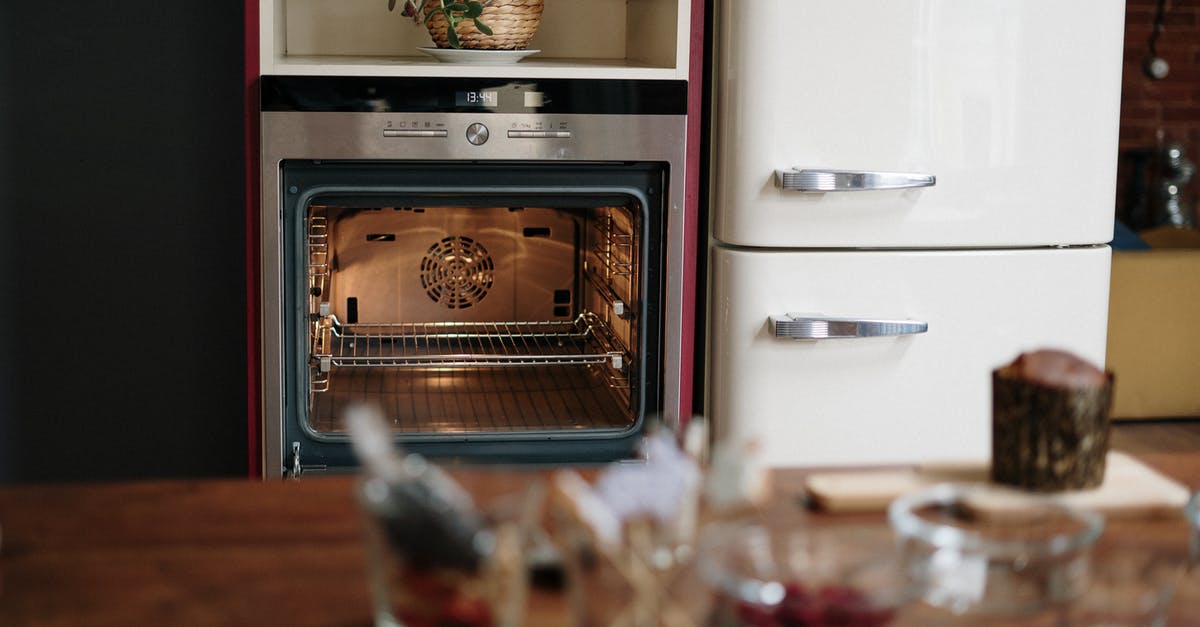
left=420, top=236, right=494, bottom=309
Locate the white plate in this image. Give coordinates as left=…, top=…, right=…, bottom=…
left=417, top=47, right=540, bottom=65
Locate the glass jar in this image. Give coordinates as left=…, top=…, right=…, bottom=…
left=357, top=473, right=542, bottom=627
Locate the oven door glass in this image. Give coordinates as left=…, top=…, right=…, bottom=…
left=281, top=161, right=665, bottom=465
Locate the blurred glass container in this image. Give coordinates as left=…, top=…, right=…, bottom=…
left=697, top=519, right=916, bottom=627
left=888, top=483, right=1104, bottom=618
left=1064, top=545, right=1183, bottom=627
left=357, top=474, right=543, bottom=627
left=556, top=515, right=702, bottom=627
left=1187, top=491, right=1200, bottom=566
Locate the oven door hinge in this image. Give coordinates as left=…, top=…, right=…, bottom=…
left=287, top=441, right=327, bottom=479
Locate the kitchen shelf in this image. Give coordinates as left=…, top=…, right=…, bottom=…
left=260, top=0, right=691, bottom=80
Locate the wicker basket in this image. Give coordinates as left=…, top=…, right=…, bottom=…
left=425, top=0, right=544, bottom=50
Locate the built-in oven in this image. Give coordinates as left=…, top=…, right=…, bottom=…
left=259, top=76, right=691, bottom=477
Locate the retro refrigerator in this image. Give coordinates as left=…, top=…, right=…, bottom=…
left=706, top=0, right=1126, bottom=466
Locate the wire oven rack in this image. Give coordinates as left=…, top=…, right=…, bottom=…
left=311, top=312, right=627, bottom=373
left=306, top=366, right=633, bottom=433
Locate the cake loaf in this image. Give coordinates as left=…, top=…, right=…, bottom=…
left=991, top=349, right=1114, bottom=491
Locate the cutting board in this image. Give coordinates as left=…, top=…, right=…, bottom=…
left=805, top=451, right=1191, bottom=519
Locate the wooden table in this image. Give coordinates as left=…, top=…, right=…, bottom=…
left=2, top=424, right=1199, bottom=625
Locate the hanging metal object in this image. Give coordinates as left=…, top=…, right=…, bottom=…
left=1143, top=0, right=1170, bottom=80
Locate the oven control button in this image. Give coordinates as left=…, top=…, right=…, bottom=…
left=507, top=130, right=572, bottom=139
left=465, top=123, right=489, bottom=145
left=383, top=129, right=448, bottom=138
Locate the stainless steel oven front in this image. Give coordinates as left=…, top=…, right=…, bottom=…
left=259, top=76, right=688, bottom=477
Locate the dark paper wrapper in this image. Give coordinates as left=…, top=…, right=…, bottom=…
left=991, top=368, right=1114, bottom=492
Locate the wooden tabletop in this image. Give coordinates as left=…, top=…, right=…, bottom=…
left=1, top=423, right=1199, bottom=626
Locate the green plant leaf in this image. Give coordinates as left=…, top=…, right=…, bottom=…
left=447, top=26, right=461, bottom=48
left=473, top=18, right=493, bottom=35
left=447, top=3, right=469, bottom=11
left=464, top=2, right=483, bottom=18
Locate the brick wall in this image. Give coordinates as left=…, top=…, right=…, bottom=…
left=1117, top=0, right=1200, bottom=229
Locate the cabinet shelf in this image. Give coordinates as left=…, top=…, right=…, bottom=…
left=261, top=0, right=691, bottom=80
left=266, top=54, right=679, bottom=80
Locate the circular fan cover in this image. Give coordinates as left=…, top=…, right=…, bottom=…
left=420, top=236, right=494, bottom=309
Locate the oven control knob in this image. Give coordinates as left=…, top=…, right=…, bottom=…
left=465, top=123, right=489, bottom=146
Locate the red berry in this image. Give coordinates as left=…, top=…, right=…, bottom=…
left=816, top=584, right=866, bottom=607
left=735, top=601, right=780, bottom=627
left=439, top=595, right=494, bottom=627
left=782, top=581, right=810, bottom=602
left=723, top=580, right=892, bottom=627
left=775, top=594, right=823, bottom=627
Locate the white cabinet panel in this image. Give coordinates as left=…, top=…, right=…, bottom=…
left=711, top=0, right=1123, bottom=248
left=707, top=245, right=1111, bottom=467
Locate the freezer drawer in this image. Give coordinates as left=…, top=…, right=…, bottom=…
left=707, top=245, right=1111, bottom=467
left=711, top=0, right=1123, bottom=248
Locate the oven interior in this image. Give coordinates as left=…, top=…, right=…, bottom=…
left=282, top=162, right=664, bottom=460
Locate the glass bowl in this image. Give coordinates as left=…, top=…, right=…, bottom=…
left=1064, top=544, right=1184, bottom=626
left=888, top=483, right=1104, bottom=617
left=698, top=519, right=916, bottom=627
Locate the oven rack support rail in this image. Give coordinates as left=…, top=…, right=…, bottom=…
left=591, top=213, right=634, bottom=280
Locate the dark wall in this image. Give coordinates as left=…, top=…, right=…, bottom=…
left=0, top=3, right=249, bottom=482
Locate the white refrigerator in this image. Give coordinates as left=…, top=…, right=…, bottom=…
left=706, top=1, right=1126, bottom=466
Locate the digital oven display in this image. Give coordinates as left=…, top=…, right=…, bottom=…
left=455, top=90, right=499, bottom=107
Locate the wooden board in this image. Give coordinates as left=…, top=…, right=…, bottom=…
left=805, top=451, right=1191, bottom=519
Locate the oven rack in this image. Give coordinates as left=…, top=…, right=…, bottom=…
left=311, top=313, right=629, bottom=372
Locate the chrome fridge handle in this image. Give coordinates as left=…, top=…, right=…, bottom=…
left=774, top=168, right=936, bottom=192
left=770, top=314, right=929, bottom=340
